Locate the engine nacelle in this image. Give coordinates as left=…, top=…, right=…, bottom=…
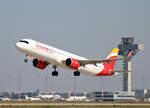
left=65, top=58, right=80, bottom=70
left=32, top=58, right=48, bottom=70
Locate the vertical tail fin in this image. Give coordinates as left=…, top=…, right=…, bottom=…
left=106, top=48, right=119, bottom=59
left=105, top=48, right=119, bottom=70
left=36, top=89, right=40, bottom=96
left=97, top=48, right=120, bottom=76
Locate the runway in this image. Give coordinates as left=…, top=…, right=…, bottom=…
left=0, top=102, right=150, bottom=106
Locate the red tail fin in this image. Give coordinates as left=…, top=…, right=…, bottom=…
left=97, top=48, right=119, bottom=76
left=105, top=48, right=119, bottom=70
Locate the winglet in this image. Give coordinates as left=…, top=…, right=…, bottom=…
left=128, top=50, right=133, bottom=58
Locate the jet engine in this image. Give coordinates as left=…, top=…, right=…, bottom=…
left=32, top=58, right=48, bottom=70
left=65, top=58, right=80, bottom=69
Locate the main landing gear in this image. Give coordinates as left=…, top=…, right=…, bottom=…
left=52, top=65, right=58, bottom=76
left=51, top=66, right=80, bottom=77
left=74, top=71, right=80, bottom=76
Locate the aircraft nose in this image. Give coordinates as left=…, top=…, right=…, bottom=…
left=16, top=42, right=22, bottom=49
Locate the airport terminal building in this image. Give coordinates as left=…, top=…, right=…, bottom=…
left=87, top=91, right=135, bottom=101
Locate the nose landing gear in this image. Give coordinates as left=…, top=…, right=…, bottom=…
left=24, top=54, right=31, bottom=63
left=24, top=59, right=28, bottom=62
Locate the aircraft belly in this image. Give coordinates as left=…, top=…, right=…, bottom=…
left=78, top=65, right=100, bottom=76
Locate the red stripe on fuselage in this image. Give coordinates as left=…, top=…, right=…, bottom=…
left=36, top=42, right=54, bottom=54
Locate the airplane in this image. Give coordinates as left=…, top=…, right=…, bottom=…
left=36, top=89, right=55, bottom=99
left=25, top=89, right=62, bottom=101
left=25, top=95, right=41, bottom=101
left=16, top=39, right=133, bottom=76
left=66, top=92, right=87, bottom=101
left=66, top=96, right=87, bottom=101
left=36, top=89, right=62, bottom=100
left=0, top=97, right=11, bottom=101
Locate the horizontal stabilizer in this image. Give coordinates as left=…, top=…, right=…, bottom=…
left=128, top=50, right=133, bottom=58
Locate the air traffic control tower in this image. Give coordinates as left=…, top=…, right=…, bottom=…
left=118, top=37, right=143, bottom=92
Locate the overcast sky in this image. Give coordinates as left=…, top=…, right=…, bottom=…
left=0, top=0, right=149, bottom=93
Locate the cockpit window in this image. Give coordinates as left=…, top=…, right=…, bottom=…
left=19, top=40, right=29, bottom=44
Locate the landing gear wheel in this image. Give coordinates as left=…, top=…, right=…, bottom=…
left=24, top=54, right=29, bottom=63
left=74, top=71, right=80, bottom=76
left=52, top=71, right=58, bottom=76
left=24, top=59, right=28, bottom=62
left=52, top=65, right=58, bottom=76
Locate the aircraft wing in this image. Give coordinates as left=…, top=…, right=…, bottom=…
left=65, top=50, right=133, bottom=66
left=110, top=70, right=131, bottom=73
left=78, top=50, right=133, bottom=65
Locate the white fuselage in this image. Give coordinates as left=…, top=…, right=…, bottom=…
left=66, top=96, right=87, bottom=101
left=16, top=39, right=103, bottom=76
